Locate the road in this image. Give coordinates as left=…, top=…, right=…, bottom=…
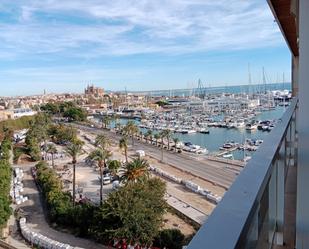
left=17, top=163, right=107, bottom=249
left=73, top=124, right=239, bottom=189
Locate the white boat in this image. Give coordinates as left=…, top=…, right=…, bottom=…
left=245, top=123, right=257, bottom=130
left=236, top=119, right=245, bottom=128
left=181, top=129, right=196, bottom=134
left=222, top=153, right=234, bottom=159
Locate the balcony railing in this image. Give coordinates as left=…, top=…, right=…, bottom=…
left=187, top=98, right=298, bottom=249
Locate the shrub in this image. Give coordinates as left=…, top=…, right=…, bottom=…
left=153, top=229, right=185, bottom=249
left=0, top=139, right=12, bottom=229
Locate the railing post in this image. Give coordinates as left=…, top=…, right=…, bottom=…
left=276, top=142, right=286, bottom=245
left=269, top=162, right=277, bottom=245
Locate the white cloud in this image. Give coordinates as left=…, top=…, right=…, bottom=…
left=0, top=0, right=283, bottom=58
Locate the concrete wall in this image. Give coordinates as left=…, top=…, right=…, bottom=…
left=296, top=0, right=309, bottom=248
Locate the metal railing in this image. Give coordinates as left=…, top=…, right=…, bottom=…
left=187, top=98, right=298, bottom=249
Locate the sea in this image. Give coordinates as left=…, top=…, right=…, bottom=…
left=128, top=82, right=291, bottom=97
left=107, top=82, right=292, bottom=160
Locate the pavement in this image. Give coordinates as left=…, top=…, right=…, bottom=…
left=73, top=124, right=239, bottom=189
left=14, top=163, right=108, bottom=249
left=166, top=194, right=207, bottom=225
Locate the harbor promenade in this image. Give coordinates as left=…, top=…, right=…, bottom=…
left=72, top=123, right=240, bottom=189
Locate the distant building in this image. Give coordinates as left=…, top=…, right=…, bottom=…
left=0, top=108, right=37, bottom=121
left=12, top=108, right=37, bottom=119
left=0, top=110, right=13, bottom=121
left=84, top=84, right=104, bottom=97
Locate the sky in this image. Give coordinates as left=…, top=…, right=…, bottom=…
left=0, top=0, right=291, bottom=96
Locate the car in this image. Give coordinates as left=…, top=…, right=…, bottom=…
left=103, top=176, right=111, bottom=185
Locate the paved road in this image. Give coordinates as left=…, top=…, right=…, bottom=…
left=17, top=163, right=107, bottom=249
left=73, top=124, right=239, bottom=189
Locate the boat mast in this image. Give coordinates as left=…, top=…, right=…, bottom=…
left=262, top=67, right=267, bottom=94
left=248, top=63, right=252, bottom=98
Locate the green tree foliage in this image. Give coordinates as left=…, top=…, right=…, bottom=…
left=25, top=113, right=51, bottom=161
left=122, top=121, right=139, bottom=146
left=121, top=158, right=150, bottom=184
left=94, top=134, right=111, bottom=150
left=35, top=159, right=169, bottom=246
left=41, top=102, right=87, bottom=122
left=25, top=135, right=41, bottom=161
left=0, top=138, right=12, bottom=229
left=161, top=129, right=173, bottom=150
left=155, top=100, right=169, bottom=107
left=48, top=124, right=77, bottom=144
left=107, top=160, right=121, bottom=176
left=119, top=137, right=128, bottom=163
left=65, top=139, right=84, bottom=205
left=0, top=116, right=34, bottom=140
left=64, top=107, right=87, bottom=122
left=40, top=102, right=60, bottom=114
left=153, top=229, right=185, bottom=249
left=92, top=178, right=167, bottom=246
left=46, top=144, right=57, bottom=167
left=35, top=161, right=73, bottom=225
left=87, top=148, right=111, bottom=205
left=35, top=161, right=97, bottom=237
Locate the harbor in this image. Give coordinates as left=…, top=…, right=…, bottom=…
left=93, top=89, right=291, bottom=162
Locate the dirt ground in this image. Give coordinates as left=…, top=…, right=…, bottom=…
left=162, top=212, right=196, bottom=237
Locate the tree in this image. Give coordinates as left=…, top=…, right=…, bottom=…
left=92, top=178, right=167, bottom=246
left=46, top=143, right=57, bottom=167
left=173, top=137, right=180, bottom=152
left=121, top=158, right=149, bottom=184
left=159, top=131, right=165, bottom=162
left=107, top=160, right=121, bottom=176
left=101, top=116, right=111, bottom=129
left=153, top=229, right=185, bottom=249
left=48, top=124, right=77, bottom=144
left=161, top=129, right=172, bottom=150
left=63, top=106, right=87, bottom=122
left=139, top=131, right=143, bottom=142
left=65, top=139, right=84, bottom=205
left=145, top=130, right=152, bottom=144
left=119, top=137, right=129, bottom=163
left=0, top=138, right=13, bottom=229
left=123, top=121, right=139, bottom=146
left=87, top=149, right=111, bottom=205
left=154, top=133, right=160, bottom=146
left=95, top=134, right=111, bottom=150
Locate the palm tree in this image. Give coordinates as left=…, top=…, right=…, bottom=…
left=173, top=137, right=180, bottom=152
left=121, top=158, right=149, bottom=183
left=95, top=134, right=111, bottom=150
left=87, top=149, right=111, bottom=205
left=115, top=122, right=121, bottom=132
left=110, top=114, right=119, bottom=130
left=46, top=143, right=57, bottom=167
left=159, top=131, right=167, bottom=161
left=162, top=129, right=172, bottom=150
left=143, top=132, right=149, bottom=143
left=154, top=133, right=160, bottom=146
left=139, top=131, right=144, bottom=141
left=108, top=159, right=121, bottom=176
left=125, top=121, right=139, bottom=146
left=145, top=130, right=153, bottom=144
left=119, top=137, right=129, bottom=163
left=65, top=139, right=84, bottom=205
left=101, top=116, right=111, bottom=129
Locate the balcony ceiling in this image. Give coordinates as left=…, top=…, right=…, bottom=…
left=269, top=0, right=298, bottom=56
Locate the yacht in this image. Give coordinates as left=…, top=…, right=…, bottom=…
left=245, top=123, right=257, bottom=130
left=236, top=119, right=245, bottom=128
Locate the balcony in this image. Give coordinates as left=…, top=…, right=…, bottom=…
left=187, top=98, right=298, bottom=249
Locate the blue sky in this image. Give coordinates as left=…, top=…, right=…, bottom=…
left=0, top=0, right=291, bottom=96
